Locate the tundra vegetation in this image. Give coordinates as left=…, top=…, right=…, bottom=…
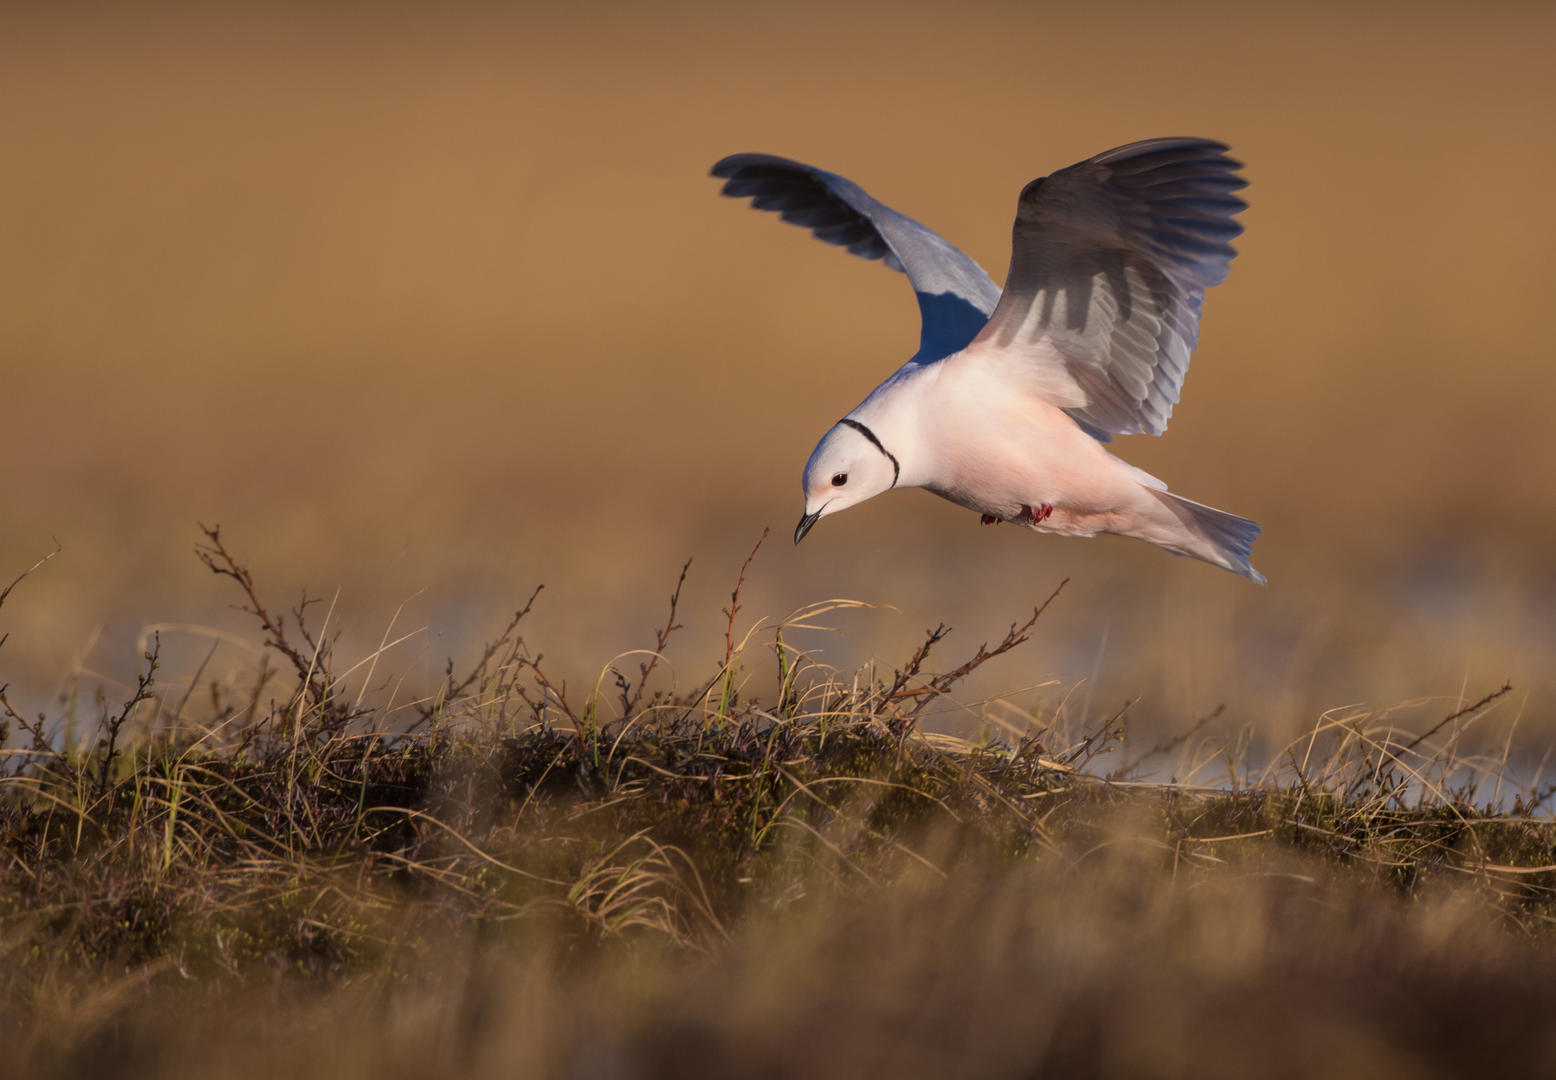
left=1, top=531, right=1553, bottom=1079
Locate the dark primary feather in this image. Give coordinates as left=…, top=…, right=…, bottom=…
left=717, top=163, right=897, bottom=264
left=712, top=154, right=999, bottom=361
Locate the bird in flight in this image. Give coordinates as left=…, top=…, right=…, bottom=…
left=712, top=138, right=1264, bottom=583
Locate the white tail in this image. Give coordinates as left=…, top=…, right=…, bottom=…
left=1147, top=490, right=1266, bottom=584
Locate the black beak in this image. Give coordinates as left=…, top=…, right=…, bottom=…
left=794, top=510, right=821, bottom=545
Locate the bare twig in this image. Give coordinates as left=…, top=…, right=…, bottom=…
left=0, top=542, right=62, bottom=752
left=711, top=531, right=769, bottom=721
left=523, top=654, right=585, bottom=748
left=621, top=558, right=692, bottom=716
left=290, top=590, right=332, bottom=660
left=1060, top=697, right=1136, bottom=769
left=423, top=585, right=544, bottom=723
left=1363, top=681, right=1517, bottom=795
left=196, top=524, right=327, bottom=705
left=0, top=684, right=50, bottom=758
left=723, top=531, right=768, bottom=671
left=94, top=632, right=160, bottom=800
left=1110, top=704, right=1224, bottom=781
left=902, top=579, right=1068, bottom=724
left=0, top=538, right=63, bottom=622
left=1401, top=681, right=1514, bottom=755
left=877, top=623, right=952, bottom=714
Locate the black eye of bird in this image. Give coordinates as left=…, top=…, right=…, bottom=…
left=831, top=473, right=848, bottom=486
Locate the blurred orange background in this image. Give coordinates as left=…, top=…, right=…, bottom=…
left=2, top=3, right=1553, bottom=756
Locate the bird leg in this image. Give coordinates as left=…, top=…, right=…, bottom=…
left=1022, top=504, right=1054, bottom=524
left=980, top=514, right=1000, bottom=526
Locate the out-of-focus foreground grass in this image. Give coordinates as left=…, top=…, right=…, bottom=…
left=2, top=3, right=1555, bottom=751
left=1, top=534, right=1553, bottom=1079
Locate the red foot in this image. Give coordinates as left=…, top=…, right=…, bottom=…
left=980, top=514, right=999, bottom=526
left=1022, top=504, right=1054, bottom=523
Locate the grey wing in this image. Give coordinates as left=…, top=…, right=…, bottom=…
left=712, top=154, right=1001, bottom=363
left=964, top=138, right=1248, bottom=440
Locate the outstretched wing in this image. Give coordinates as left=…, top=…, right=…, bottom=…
left=961, top=138, right=1247, bottom=440
left=712, top=154, right=1001, bottom=363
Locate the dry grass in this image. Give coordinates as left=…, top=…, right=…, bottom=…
left=3, top=533, right=1554, bottom=1078
left=2, top=3, right=1555, bottom=752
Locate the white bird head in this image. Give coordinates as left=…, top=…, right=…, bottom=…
left=795, top=418, right=900, bottom=544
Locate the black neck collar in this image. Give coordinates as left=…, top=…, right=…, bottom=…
left=839, top=418, right=899, bottom=488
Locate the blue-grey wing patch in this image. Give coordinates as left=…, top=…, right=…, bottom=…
left=965, top=138, right=1248, bottom=439
left=712, top=153, right=1001, bottom=363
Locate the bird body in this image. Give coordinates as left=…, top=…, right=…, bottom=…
left=715, top=138, right=1265, bottom=583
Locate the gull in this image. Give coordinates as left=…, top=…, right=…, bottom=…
left=712, top=137, right=1264, bottom=583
